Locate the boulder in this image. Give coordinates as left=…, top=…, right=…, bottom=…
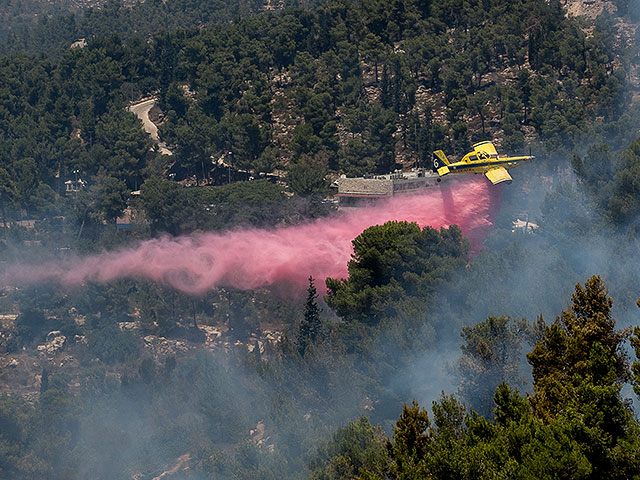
left=37, top=334, right=67, bottom=355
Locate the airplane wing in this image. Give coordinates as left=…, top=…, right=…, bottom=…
left=485, top=166, right=512, bottom=184
left=473, top=141, right=498, bottom=158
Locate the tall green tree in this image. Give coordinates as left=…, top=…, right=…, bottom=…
left=326, top=221, right=467, bottom=323
left=297, top=276, right=323, bottom=357
left=527, top=276, right=636, bottom=477
left=287, top=156, right=329, bottom=197
left=630, top=299, right=640, bottom=400
left=93, top=175, right=128, bottom=225
left=387, top=401, right=430, bottom=479
left=0, top=168, right=17, bottom=231
left=458, top=316, right=525, bottom=417
left=309, top=416, right=389, bottom=480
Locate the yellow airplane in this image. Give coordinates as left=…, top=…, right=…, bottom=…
left=432, top=141, right=533, bottom=184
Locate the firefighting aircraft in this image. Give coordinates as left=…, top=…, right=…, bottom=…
left=432, top=141, right=533, bottom=184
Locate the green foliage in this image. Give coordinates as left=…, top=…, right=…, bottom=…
left=141, top=178, right=287, bottom=235
left=139, top=178, right=194, bottom=235
left=13, top=308, right=47, bottom=346
left=326, top=221, right=467, bottom=324
left=0, top=167, right=17, bottom=226
left=0, top=0, right=634, bottom=245
left=314, top=278, right=640, bottom=479
left=92, top=175, right=129, bottom=224
left=0, top=0, right=285, bottom=57
left=632, top=301, right=640, bottom=399
left=309, top=417, right=390, bottom=480
left=1, top=1, right=640, bottom=478
left=133, top=281, right=187, bottom=335
left=527, top=276, right=637, bottom=477
left=0, top=395, right=30, bottom=478
left=458, top=316, right=526, bottom=417
left=227, top=290, right=260, bottom=340
left=86, top=319, right=140, bottom=365
left=606, top=138, right=640, bottom=225
left=287, top=156, right=329, bottom=197
left=92, top=106, right=152, bottom=188
left=527, top=276, right=627, bottom=418
left=387, top=401, right=430, bottom=478
left=573, top=138, right=640, bottom=228
left=297, top=276, right=323, bottom=357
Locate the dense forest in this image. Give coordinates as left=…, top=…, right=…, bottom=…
left=0, top=0, right=310, bottom=56
left=1, top=0, right=639, bottom=239
left=1, top=0, right=640, bottom=478
left=312, top=276, right=640, bottom=479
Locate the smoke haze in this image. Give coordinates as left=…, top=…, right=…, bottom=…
left=2, top=177, right=502, bottom=294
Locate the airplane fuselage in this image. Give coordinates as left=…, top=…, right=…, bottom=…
left=433, top=141, right=533, bottom=184
left=443, top=155, right=531, bottom=175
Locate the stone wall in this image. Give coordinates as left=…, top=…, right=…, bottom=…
left=337, top=177, right=393, bottom=197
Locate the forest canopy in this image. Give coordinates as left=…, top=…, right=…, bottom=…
left=0, top=0, right=638, bottom=238
left=1, top=0, right=640, bottom=479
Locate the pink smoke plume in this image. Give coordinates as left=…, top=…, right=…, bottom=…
left=2, top=177, right=503, bottom=295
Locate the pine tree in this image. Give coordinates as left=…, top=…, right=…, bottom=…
left=630, top=299, right=640, bottom=399
left=528, top=276, right=628, bottom=420
left=387, top=400, right=431, bottom=478
left=40, top=368, right=49, bottom=395
left=527, top=276, right=636, bottom=477
left=458, top=316, right=525, bottom=417
left=297, top=276, right=322, bottom=357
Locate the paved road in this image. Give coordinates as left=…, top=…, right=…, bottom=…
left=129, top=98, right=172, bottom=155
left=129, top=98, right=159, bottom=139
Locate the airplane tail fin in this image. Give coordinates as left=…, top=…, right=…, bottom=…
left=432, top=150, right=450, bottom=176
